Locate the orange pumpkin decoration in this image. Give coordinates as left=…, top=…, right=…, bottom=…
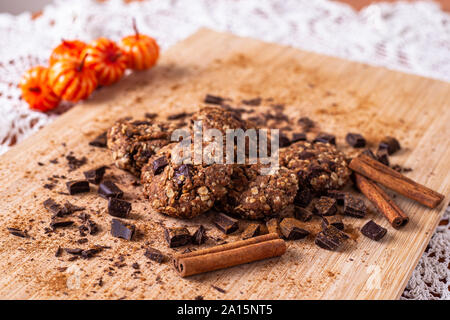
left=119, top=20, right=159, bottom=70
left=82, top=37, right=128, bottom=86
left=19, top=66, right=60, bottom=112
left=49, top=54, right=98, bottom=102
left=49, top=40, right=87, bottom=65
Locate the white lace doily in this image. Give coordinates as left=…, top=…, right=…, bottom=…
left=0, top=0, right=448, bottom=299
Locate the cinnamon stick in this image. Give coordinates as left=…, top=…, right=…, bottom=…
left=173, top=233, right=286, bottom=277
left=349, top=154, right=444, bottom=208
left=355, top=174, right=409, bottom=228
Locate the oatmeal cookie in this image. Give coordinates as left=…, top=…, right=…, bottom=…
left=216, top=165, right=298, bottom=220
left=191, top=106, right=248, bottom=133
left=280, top=141, right=351, bottom=192
left=107, top=119, right=176, bottom=175
left=141, top=143, right=233, bottom=219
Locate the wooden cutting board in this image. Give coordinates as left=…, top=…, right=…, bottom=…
left=0, top=29, right=448, bottom=300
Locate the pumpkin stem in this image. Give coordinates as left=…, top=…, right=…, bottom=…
left=78, top=54, right=88, bottom=72
left=132, top=18, right=139, bottom=40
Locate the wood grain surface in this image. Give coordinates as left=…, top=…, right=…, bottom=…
left=0, top=29, right=448, bottom=300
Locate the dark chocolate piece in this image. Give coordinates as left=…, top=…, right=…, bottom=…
left=55, top=247, right=63, bottom=257
left=64, top=248, right=83, bottom=255
left=152, top=156, right=168, bottom=175
left=345, top=133, right=366, bottom=148
left=144, top=112, right=157, bottom=119
left=98, top=180, right=123, bottom=199
left=298, top=117, right=315, bottom=132
left=378, top=136, right=401, bottom=155
left=343, top=194, right=366, bottom=218
left=313, top=132, right=336, bottom=145
left=89, top=132, right=107, bottom=148
left=144, top=247, right=166, bottom=263
left=242, top=97, right=261, bottom=106
left=315, top=225, right=349, bottom=251
left=294, top=206, right=313, bottom=222
left=81, top=247, right=102, bottom=259
left=294, top=188, right=312, bottom=207
left=164, top=227, right=192, bottom=248
left=43, top=198, right=68, bottom=217
left=361, top=148, right=377, bottom=160
left=204, top=94, right=224, bottom=105
left=291, top=132, right=307, bottom=143
left=241, top=224, right=261, bottom=240
left=361, top=220, right=387, bottom=241
left=213, top=213, right=239, bottom=234
left=167, top=112, right=192, bottom=120
left=111, top=218, right=135, bottom=240
left=63, top=201, right=85, bottom=214
left=83, top=166, right=107, bottom=184
left=376, top=148, right=390, bottom=166
left=314, top=196, right=337, bottom=216
left=174, top=164, right=193, bottom=186
left=279, top=218, right=309, bottom=240
left=79, top=218, right=98, bottom=236
left=279, top=133, right=291, bottom=148
left=322, top=216, right=344, bottom=231
left=108, top=198, right=131, bottom=218
left=266, top=218, right=281, bottom=237
left=66, top=180, right=90, bottom=195
left=192, top=225, right=207, bottom=245
left=326, top=190, right=347, bottom=206
left=50, top=220, right=74, bottom=230
left=66, top=155, right=87, bottom=171
left=7, top=227, right=28, bottom=238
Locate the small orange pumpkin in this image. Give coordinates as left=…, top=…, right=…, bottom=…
left=19, top=66, right=60, bottom=112
left=82, top=37, right=128, bottom=86
left=49, top=40, right=87, bottom=65
left=119, top=20, right=159, bottom=70
left=49, top=55, right=98, bottom=102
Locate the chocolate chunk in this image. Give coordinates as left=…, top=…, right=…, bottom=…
left=345, top=133, right=366, bottom=148
left=108, top=198, right=131, bottom=218
left=63, top=201, right=85, bottom=214
left=279, top=133, right=291, bottom=148
left=79, top=219, right=98, bottom=236
left=211, top=285, right=226, bottom=293
left=291, top=132, right=307, bottom=143
left=152, top=156, right=168, bottom=175
left=50, top=220, right=74, bottom=230
left=131, top=120, right=151, bottom=126
left=378, top=136, right=401, bottom=155
left=315, top=225, right=349, bottom=251
left=83, top=166, right=107, bottom=184
left=174, top=164, right=193, bottom=186
left=294, top=188, right=312, bottom=207
left=313, top=132, right=336, bottom=145
left=144, top=112, right=157, bottom=119
left=164, top=227, right=192, bottom=248
left=66, top=155, right=87, bottom=171
left=314, top=197, right=337, bottom=216
left=376, top=148, right=390, bottom=166
left=98, top=180, right=123, bottom=199
left=213, top=213, right=239, bottom=234
left=279, top=218, right=310, bottom=240
left=241, top=224, right=261, bottom=240
left=64, top=248, right=83, bottom=255
left=326, top=190, right=347, bottom=206
left=266, top=218, right=281, bottom=237
left=7, top=227, right=28, bottom=238
left=242, top=97, right=261, bottom=106
left=55, top=247, right=63, bottom=257
left=343, top=194, right=366, bottom=218
left=294, top=206, right=313, bottom=222
left=144, top=247, right=166, bottom=263
left=81, top=247, right=102, bottom=259
left=322, top=216, right=344, bottom=231
left=298, top=117, right=315, bottom=132
left=361, top=148, right=377, bottom=160
left=167, top=112, right=191, bottom=120
left=66, top=180, right=90, bottom=195
left=89, top=132, right=107, bottom=148
left=43, top=183, right=55, bottom=190
left=111, top=219, right=135, bottom=240
left=361, top=220, right=387, bottom=241
left=43, top=198, right=68, bottom=217
left=204, top=94, right=224, bottom=105
left=192, top=225, right=207, bottom=245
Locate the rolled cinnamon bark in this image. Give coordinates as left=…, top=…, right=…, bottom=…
left=173, top=233, right=286, bottom=277
left=355, top=174, right=409, bottom=228
left=350, top=154, right=444, bottom=208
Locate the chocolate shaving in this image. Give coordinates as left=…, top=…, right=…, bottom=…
left=7, top=227, right=28, bottom=238
left=204, top=94, right=224, bottom=105
left=66, top=155, right=87, bottom=171
left=89, top=132, right=107, bottom=148
left=144, top=247, right=166, bottom=263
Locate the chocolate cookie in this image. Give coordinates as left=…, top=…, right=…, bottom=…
left=191, top=106, right=248, bottom=133
left=216, top=164, right=298, bottom=220
left=280, top=141, right=351, bottom=192
left=141, top=143, right=233, bottom=219
left=107, top=119, right=177, bottom=175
